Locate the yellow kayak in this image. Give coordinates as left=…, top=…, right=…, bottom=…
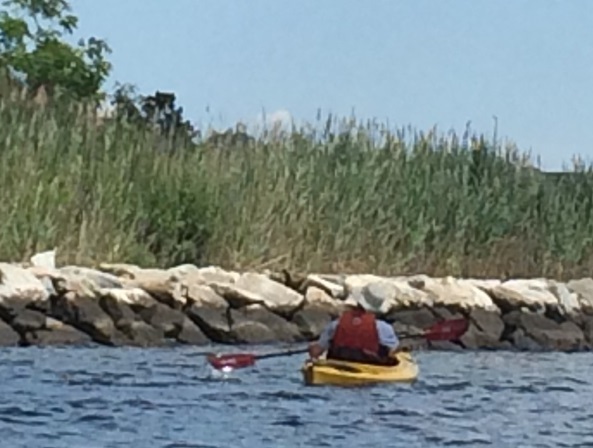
left=301, top=351, right=419, bottom=387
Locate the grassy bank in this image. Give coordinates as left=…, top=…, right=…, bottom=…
left=1, top=92, right=593, bottom=280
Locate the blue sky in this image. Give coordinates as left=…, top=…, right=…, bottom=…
left=69, top=0, right=593, bottom=171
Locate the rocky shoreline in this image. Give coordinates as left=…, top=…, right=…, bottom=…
left=0, top=251, right=592, bottom=352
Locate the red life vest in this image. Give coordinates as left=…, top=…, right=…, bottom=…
left=329, top=309, right=380, bottom=358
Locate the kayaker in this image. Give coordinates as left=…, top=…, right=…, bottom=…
left=307, top=282, right=400, bottom=366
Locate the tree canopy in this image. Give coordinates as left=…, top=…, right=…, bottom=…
left=0, top=0, right=206, bottom=145
left=0, top=0, right=112, bottom=101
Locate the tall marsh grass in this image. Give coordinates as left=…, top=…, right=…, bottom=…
left=1, top=91, right=593, bottom=279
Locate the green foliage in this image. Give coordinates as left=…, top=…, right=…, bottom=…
left=110, top=83, right=199, bottom=150
left=0, top=0, right=111, bottom=100
left=1, top=86, right=593, bottom=279
left=0, top=88, right=214, bottom=266
left=1, top=0, right=593, bottom=280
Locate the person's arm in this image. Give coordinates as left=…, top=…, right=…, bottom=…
left=308, top=320, right=337, bottom=359
left=377, top=321, right=400, bottom=357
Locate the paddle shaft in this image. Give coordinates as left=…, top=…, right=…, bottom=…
left=206, top=317, right=468, bottom=370
left=202, top=329, right=436, bottom=358
left=253, top=329, right=435, bottom=360
left=257, top=347, right=309, bottom=360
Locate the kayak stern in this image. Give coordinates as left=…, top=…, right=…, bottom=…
left=301, top=351, right=419, bottom=387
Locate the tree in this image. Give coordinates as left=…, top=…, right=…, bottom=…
left=0, top=0, right=112, bottom=101
left=110, top=82, right=200, bottom=150
left=0, top=0, right=203, bottom=150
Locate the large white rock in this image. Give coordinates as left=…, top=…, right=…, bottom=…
left=342, top=279, right=432, bottom=314
left=0, top=263, right=49, bottom=302
left=410, top=275, right=498, bottom=311
left=166, top=264, right=201, bottom=277
left=548, top=280, right=581, bottom=316
left=176, top=283, right=228, bottom=309
left=464, top=279, right=502, bottom=294
left=344, top=274, right=387, bottom=291
left=29, top=250, right=57, bottom=295
left=388, top=279, right=433, bottom=308
left=60, top=266, right=123, bottom=289
left=436, top=277, right=500, bottom=312
left=567, top=278, right=593, bottom=313
left=209, top=272, right=305, bottom=316
left=491, top=279, right=558, bottom=311
left=344, top=275, right=431, bottom=309
left=98, top=287, right=157, bottom=308
left=98, top=262, right=142, bottom=278
left=305, top=286, right=345, bottom=314
left=177, top=266, right=240, bottom=285
left=30, top=250, right=56, bottom=269
left=304, top=274, right=344, bottom=297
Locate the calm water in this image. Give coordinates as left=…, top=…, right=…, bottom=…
left=0, top=346, right=590, bottom=448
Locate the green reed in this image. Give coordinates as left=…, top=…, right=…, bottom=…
left=1, top=90, right=593, bottom=279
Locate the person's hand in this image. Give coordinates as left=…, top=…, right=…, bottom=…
left=308, top=342, right=324, bottom=360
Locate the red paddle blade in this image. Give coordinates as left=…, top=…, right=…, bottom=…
left=423, top=318, right=468, bottom=341
left=206, top=353, right=256, bottom=370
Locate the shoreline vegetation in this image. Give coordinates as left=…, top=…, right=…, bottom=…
left=2, top=0, right=593, bottom=281
left=2, top=83, right=593, bottom=281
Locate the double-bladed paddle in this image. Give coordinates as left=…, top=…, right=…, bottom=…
left=206, top=317, right=469, bottom=371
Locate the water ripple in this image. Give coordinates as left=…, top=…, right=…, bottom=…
left=0, top=347, right=590, bottom=447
